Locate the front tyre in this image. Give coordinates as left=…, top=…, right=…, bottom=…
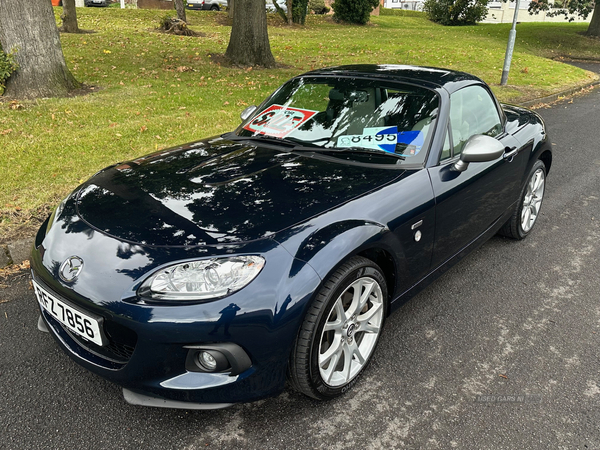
left=500, top=159, right=546, bottom=239
left=288, top=256, right=387, bottom=400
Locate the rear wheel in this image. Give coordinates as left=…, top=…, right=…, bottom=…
left=210, top=4, right=220, bottom=10
left=499, top=159, right=546, bottom=239
left=288, top=256, right=387, bottom=400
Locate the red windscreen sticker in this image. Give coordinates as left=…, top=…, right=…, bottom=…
left=243, top=105, right=318, bottom=138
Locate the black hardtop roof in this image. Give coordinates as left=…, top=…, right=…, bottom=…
left=300, top=64, right=484, bottom=93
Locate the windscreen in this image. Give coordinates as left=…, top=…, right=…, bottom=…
left=236, top=76, right=440, bottom=165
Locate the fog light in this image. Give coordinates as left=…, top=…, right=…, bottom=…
left=184, top=343, right=251, bottom=375
left=198, top=351, right=218, bottom=372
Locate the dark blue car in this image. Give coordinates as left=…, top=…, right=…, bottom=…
left=31, top=65, right=551, bottom=409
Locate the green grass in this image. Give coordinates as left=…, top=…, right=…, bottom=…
left=1, top=8, right=599, bottom=234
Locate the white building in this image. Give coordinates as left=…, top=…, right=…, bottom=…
left=383, top=0, right=424, bottom=11
left=484, top=0, right=590, bottom=23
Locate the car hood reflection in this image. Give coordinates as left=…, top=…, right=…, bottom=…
left=75, top=138, right=403, bottom=246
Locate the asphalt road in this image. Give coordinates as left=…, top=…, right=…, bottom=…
left=2, top=79, right=600, bottom=450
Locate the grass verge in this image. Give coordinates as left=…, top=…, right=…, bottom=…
left=1, top=8, right=599, bottom=240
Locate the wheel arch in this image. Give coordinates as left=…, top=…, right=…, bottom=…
left=539, top=149, right=552, bottom=175
left=282, top=221, right=400, bottom=314
left=356, top=247, right=397, bottom=311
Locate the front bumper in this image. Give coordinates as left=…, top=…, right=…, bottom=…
left=31, top=213, right=322, bottom=405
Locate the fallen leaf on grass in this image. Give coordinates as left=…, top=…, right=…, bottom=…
left=8, top=101, right=23, bottom=110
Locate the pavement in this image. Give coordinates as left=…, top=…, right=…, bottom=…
left=1, top=65, right=600, bottom=449
left=0, top=238, right=34, bottom=268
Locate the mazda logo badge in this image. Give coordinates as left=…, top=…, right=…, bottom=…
left=59, top=256, right=84, bottom=282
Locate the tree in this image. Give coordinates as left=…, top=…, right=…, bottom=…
left=59, top=0, right=81, bottom=33
left=423, top=0, right=489, bottom=25
left=528, top=0, right=600, bottom=37
left=292, top=0, right=309, bottom=23
left=287, top=0, right=293, bottom=24
left=225, top=0, right=276, bottom=67
left=174, top=0, right=187, bottom=22
left=588, top=7, right=600, bottom=36
left=273, top=0, right=308, bottom=24
left=332, top=0, right=380, bottom=24
left=0, top=0, right=81, bottom=98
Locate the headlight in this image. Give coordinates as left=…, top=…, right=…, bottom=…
left=138, top=256, right=265, bottom=301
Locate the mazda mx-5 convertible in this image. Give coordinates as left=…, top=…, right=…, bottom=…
left=31, top=65, right=551, bottom=409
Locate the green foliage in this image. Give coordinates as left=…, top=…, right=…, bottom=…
left=309, top=0, right=330, bottom=14
left=331, top=0, right=380, bottom=24
left=293, top=0, right=309, bottom=24
left=528, top=0, right=594, bottom=21
left=273, top=0, right=310, bottom=24
left=423, top=0, right=489, bottom=25
left=0, top=44, right=18, bottom=96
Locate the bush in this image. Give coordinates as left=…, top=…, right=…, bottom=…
left=293, top=0, right=310, bottom=24
left=332, top=0, right=380, bottom=24
left=423, top=0, right=489, bottom=25
left=309, top=0, right=330, bottom=14
left=0, top=44, right=18, bottom=96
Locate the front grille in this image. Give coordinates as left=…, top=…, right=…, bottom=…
left=63, top=318, right=138, bottom=364
left=107, top=340, right=136, bottom=361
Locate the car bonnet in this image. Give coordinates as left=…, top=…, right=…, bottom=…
left=75, top=137, right=403, bottom=247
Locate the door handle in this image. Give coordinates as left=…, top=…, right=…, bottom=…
left=503, top=146, right=518, bottom=162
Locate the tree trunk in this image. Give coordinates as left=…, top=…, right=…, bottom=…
left=228, top=0, right=234, bottom=18
left=225, top=0, right=276, bottom=67
left=0, top=0, right=81, bottom=99
left=587, top=7, right=600, bottom=37
left=60, top=0, right=80, bottom=33
left=287, top=0, right=292, bottom=24
left=174, top=0, right=187, bottom=22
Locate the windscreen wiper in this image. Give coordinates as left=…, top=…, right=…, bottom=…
left=225, top=133, right=406, bottom=160
left=230, top=134, right=298, bottom=148
left=305, top=146, right=406, bottom=160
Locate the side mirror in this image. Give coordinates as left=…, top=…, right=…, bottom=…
left=240, top=105, right=257, bottom=122
left=453, top=134, right=505, bottom=172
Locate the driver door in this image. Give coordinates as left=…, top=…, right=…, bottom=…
left=428, top=85, right=527, bottom=268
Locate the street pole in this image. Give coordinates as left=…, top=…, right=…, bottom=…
left=500, top=0, right=521, bottom=86
left=120, top=0, right=125, bottom=8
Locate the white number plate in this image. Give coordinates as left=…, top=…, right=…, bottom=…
left=337, top=133, right=397, bottom=149
left=33, top=280, right=104, bottom=347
